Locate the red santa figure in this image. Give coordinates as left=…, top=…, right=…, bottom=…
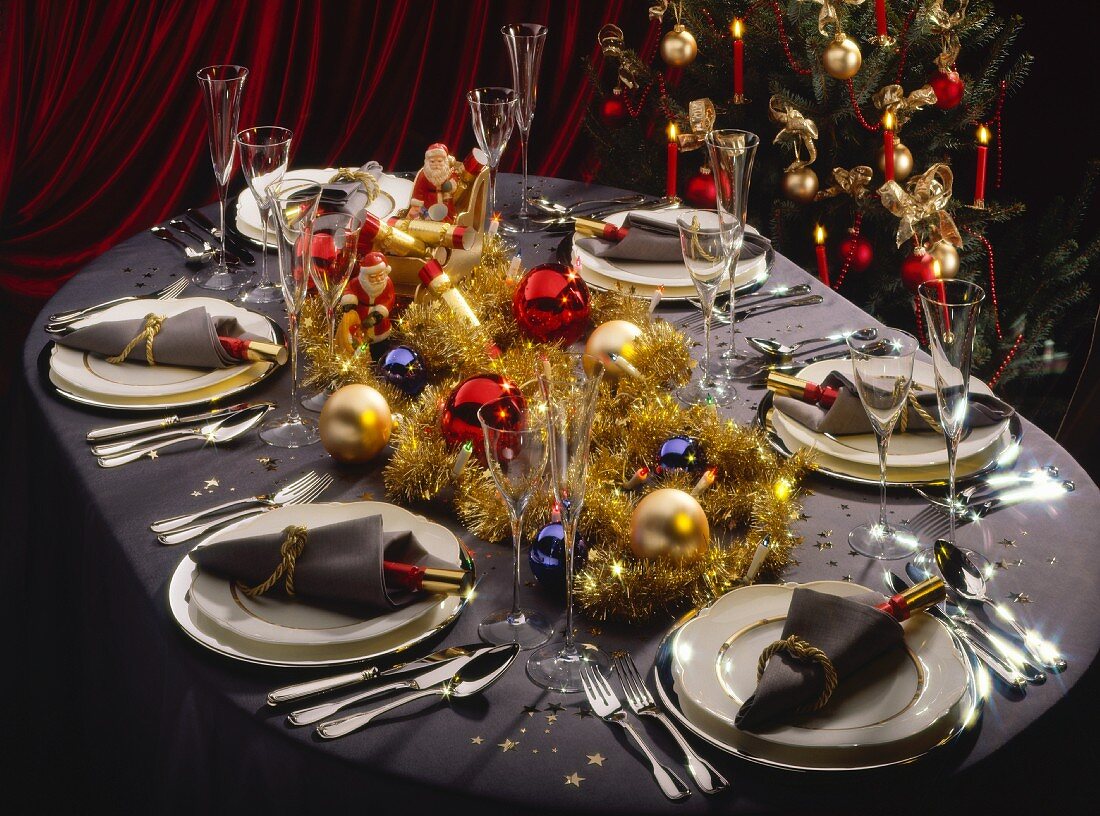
left=408, top=143, right=460, bottom=222
left=341, top=251, right=396, bottom=345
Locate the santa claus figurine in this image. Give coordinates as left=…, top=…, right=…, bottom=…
left=341, top=251, right=396, bottom=345
left=408, top=143, right=461, bottom=222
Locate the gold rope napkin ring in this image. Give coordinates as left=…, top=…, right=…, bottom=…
left=757, top=635, right=838, bottom=712
left=329, top=168, right=381, bottom=205
left=106, top=313, right=165, bottom=366
left=237, top=525, right=308, bottom=598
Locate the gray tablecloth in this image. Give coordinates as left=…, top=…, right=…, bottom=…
left=5, top=174, right=1098, bottom=815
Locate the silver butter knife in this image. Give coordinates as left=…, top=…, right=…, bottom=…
left=86, top=402, right=272, bottom=443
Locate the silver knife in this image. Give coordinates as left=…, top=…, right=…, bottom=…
left=267, top=642, right=487, bottom=707
left=186, top=209, right=256, bottom=265
left=86, top=402, right=273, bottom=443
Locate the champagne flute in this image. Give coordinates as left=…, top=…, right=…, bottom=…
left=195, top=65, right=248, bottom=290
left=467, top=87, right=516, bottom=232
left=236, top=126, right=292, bottom=304
left=847, top=329, right=920, bottom=559
left=477, top=394, right=553, bottom=649
left=527, top=352, right=609, bottom=691
left=676, top=210, right=740, bottom=407
left=704, top=129, right=759, bottom=364
left=301, top=211, right=365, bottom=412
left=501, top=23, right=547, bottom=231
left=259, top=179, right=321, bottom=448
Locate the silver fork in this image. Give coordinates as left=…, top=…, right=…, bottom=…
left=150, top=471, right=324, bottom=532
left=580, top=663, right=691, bottom=801
left=46, top=277, right=189, bottom=328
left=613, top=654, right=728, bottom=794
left=157, top=474, right=334, bottom=546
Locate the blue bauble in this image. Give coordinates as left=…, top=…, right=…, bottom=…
left=378, top=345, right=428, bottom=397
left=657, top=435, right=706, bottom=474
left=528, top=522, right=588, bottom=591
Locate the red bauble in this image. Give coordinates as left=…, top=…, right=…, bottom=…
left=440, top=374, right=523, bottom=455
left=900, top=251, right=939, bottom=294
left=837, top=232, right=874, bottom=274
left=512, top=262, right=592, bottom=344
left=599, top=95, right=629, bottom=128
left=929, top=70, right=964, bottom=110
left=684, top=168, right=717, bottom=208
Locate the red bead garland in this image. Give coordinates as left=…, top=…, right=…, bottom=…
left=913, top=296, right=928, bottom=347
left=831, top=212, right=864, bottom=290
left=846, top=79, right=882, bottom=133
left=769, top=0, right=812, bottom=76
left=963, top=226, right=1003, bottom=340
left=893, top=9, right=919, bottom=83
left=988, top=333, right=1025, bottom=389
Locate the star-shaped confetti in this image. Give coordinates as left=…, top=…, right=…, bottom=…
left=1000, top=538, right=1018, bottom=548
left=531, top=749, right=539, bottom=754
left=498, top=739, right=519, bottom=752
left=143, top=272, right=153, bottom=278
left=551, top=747, right=558, bottom=753
left=814, top=540, right=833, bottom=550
left=842, top=574, right=853, bottom=582
left=257, top=457, right=279, bottom=471
left=993, top=560, right=1010, bottom=571
left=848, top=549, right=860, bottom=557
left=1008, top=592, right=1032, bottom=604
left=191, top=491, right=202, bottom=497
left=546, top=702, right=566, bottom=713
left=818, top=530, right=833, bottom=538
left=204, top=478, right=220, bottom=489
left=574, top=706, right=594, bottom=719
left=1048, top=556, right=1058, bottom=566
left=588, top=626, right=602, bottom=636
left=546, top=714, right=558, bottom=724
left=134, top=282, right=145, bottom=288
left=122, top=267, right=132, bottom=273
left=519, top=727, right=527, bottom=734
left=840, top=504, right=849, bottom=510
left=827, top=560, right=838, bottom=567
left=522, top=705, right=540, bottom=717
left=564, top=773, right=584, bottom=787
left=587, top=753, right=605, bottom=766
left=146, top=450, right=158, bottom=460
left=470, top=736, right=483, bottom=745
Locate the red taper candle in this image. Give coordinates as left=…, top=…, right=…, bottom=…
left=667, top=122, right=679, bottom=199
left=875, top=0, right=889, bottom=40
left=814, top=225, right=831, bottom=287
left=974, top=125, right=990, bottom=206
left=731, top=18, right=745, bottom=102
left=882, top=111, right=897, bottom=182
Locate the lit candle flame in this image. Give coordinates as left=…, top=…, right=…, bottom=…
left=882, top=110, right=896, bottom=131
left=731, top=17, right=744, bottom=39
left=667, top=122, right=679, bottom=143
left=814, top=224, right=826, bottom=244
left=976, top=124, right=991, bottom=145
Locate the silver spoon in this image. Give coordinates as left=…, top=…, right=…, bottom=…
left=96, top=405, right=271, bottom=468
left=528, top=194, right=648, bottom=215
left=168, top=219, right=241, bottom=265
left=748, top=327, right=878, bottom=359
left=934, top=539, right=1067, bottom=672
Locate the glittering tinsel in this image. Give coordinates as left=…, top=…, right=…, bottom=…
left=299, top=234, right=809, bottom=622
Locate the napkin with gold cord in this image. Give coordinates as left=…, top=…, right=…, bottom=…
left=576, top=212, right=771, bottom=264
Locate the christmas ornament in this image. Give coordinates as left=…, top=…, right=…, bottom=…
left=599, top=92, right=629, bottom=128
left=512, top=262, right=592, bottom=344
left=823, top=35, right=861, bottom=79
left=629, top=488, right=710, bottom=563
left=769, top=96, right=819, bottom=204
left=929, top=69, right=964, bottom=109
left=584, top=319, right=643, bottom=380
left=408, top=142, right=463, bottom=222
left=900, top=250, right=939, bottom=294
left=927, top=0, right=968, bottom=76
left=319, top=384, right=393, bottom=463
left=930, top=239, right=960, bottom=279
left=440, top=374, right=522, bottom=452
left=873, top=84, right=938, bottom=130
left=657, top=435, right=706, bottom=474
left=660, top=25, right=698, bottom=67
left=343, top=252, right=396, bottom=346
left=378, top=345, right=428, bottom=397
left=817, top=166, right=875, bottom=204
left=684, top=166, right=717, bottom=208
left=879, top=163, right=962, bottom=249
left=875, top=140, right=913, bottom=182
left=782, top=166, right=820, bottom=204
left=529, top=521, right=589, bottom=590
left=838, top=229, right=874, bottom=273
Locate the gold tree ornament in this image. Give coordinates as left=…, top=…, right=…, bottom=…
left=931, top=239, right=960, bottom=279
left=878, top=163, right=963, bottom=248
left=927, top=0, right=970, bottom=72
left=770, top=96, right=820, bottom=203
left=781, top=167, right=820, bottom=205
left=822, top=35, right=862, bottom=79
left=630, top=489, right=710, bottom=563
left=816, top=165, right=875, bottom=203
left=876, top=140, right=914, bottom=182
left=657, top=0, right=697, bottom=67
left=675, top=99, right=716, bottom=152
left=319, top=384, right=393, bottom=463
left=872, top=84, right=939, bottom=130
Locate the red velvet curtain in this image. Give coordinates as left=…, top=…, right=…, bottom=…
left=0, top=0, right=636, bottom=377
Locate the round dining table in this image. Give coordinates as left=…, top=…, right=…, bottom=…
left=6, top=173, right=1098, bottom=815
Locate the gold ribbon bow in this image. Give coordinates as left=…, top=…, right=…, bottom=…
left=768, top=96, right=818, bottom=171
left=237, top=525, right=309, bottom=598
left=872, top=84, right=938, bottom=130
left=757, top=635, right=838, bottom=713
left=106, top=313, right=165, bottom=366
left=597, top=24, right=640, bottom=89
left=800, top=0, right=865, bottom=37
left=675, top=98, right=716, bottom=152
left=648, top=0, right=670, bottom=20
left=927, top=0, right=969, bottom=72
left=816, top=165, right=874, bottom=202
left=878, top=163, right=963, bottom=248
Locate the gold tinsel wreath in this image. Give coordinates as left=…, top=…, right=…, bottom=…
left=299, top=235, right=809, bottom=622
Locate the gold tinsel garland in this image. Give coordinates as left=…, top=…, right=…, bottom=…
left=299, top=235, right=809, bottom=622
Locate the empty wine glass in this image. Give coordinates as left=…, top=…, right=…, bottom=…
left=236, top=126, right=293, bottom=304
left=467, top=87, right=516, bottom=233
left=301, top=211, right=365, bottom=412
left=477, top=394, right=553, bottom=649
left=677, top=210, right=740, bottom=407
left=260, top=179, right=321, bottom=448
left=195, top=65, right=248, bottom=290
left=501, top=23, right=547, bottom=231
left=527, top=352, right=609, bottom=691
left=847, top=328, right=920, bottom=559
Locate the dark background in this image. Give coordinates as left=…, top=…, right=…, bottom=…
left=2, top=0, right=1097, bottom=459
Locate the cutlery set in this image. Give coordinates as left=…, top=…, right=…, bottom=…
left=149, top=210, right=256, bottom=266
left=44, top=277, right=190, bottom=334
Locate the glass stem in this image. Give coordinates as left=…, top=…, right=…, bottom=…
left=519, top=131, right=529, bottom=217
left=727, top=250, right=740, bottom=353
left=877, top=426, right=891, bottom=531
left=946, top=430, right=958, bottom=545
left=701, top=297, right=712, bottom=386
left=287, top=312, right=301, bottom=423
left=488, top=164, right=498, bottom=231
left=326, top=306, right=336, bottom=356
left=217, top=183, right=229, bottom=273
left=509, top=512, right=524, bottom=620
left=257, top=205, right=270, bottom=286
left=561, top=513, right=578, bottom=655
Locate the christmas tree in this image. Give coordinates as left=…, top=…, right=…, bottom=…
left=585, top=0, right=1098, bottom=427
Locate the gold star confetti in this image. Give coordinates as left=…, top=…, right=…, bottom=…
left=587, top=753, right=606, bottom=766
left=531, top=749, right=539, bottom=754
left=814, top=540, right=832, bottom=550
left=191, top=491, right=202, bottom=497
left=1008, top=592, right=1032, bottom=604
left=1000, top=538, right=1017, bottom=548
left=552, top=747, right=558, bottom=753
left=575, top=707, right=594, bottom=718
left=147, top=450, right=159, bottom=460
left=827, top=560, right=838, bottom=567
left=1048, top=556, right=1058, bottom=565
left=204, top=478, right=220, bottom=489
left=498, top=739, right=519, bottom=752
left=470, top=736, right=483, bottom=745
left=546, top=714, right=558, bottom=724
left=842, top=574, right=853, bottom=582
left=611, top=650, right=629, bottom=659
left=544, top=729, right=551, bottom=734
left=524, top=580, right=538, bottom=588
left=818, top=530, right=833, bottom=538
left=358, top=490, right=375, bottom=501
left=546, top=702, right=565, bottom=713
left=848, top=549, right=860, bottom=557
left=840, top=504, right=849, bottom=510
left=564, top=772, right=585, bottom=787
left=520, top=727, right=527, bottom=734
left=993, top=560, right=1010, bottom=571
left=522, top=705, right=540, bottom=717
left=588, top=626, right=602, bottom=636
left=301, top=316, right=313, bottom=328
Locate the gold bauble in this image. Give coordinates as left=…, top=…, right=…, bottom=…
left=320, top=384, right=392, bottom=463
left=584, top=319, right=643, bottom=380
left=629, top=488, right=710, bottom=563
left=335, top=310, right=362, bottom=357
left=875, top=139, right=914, bottom=182
left=930, top=240, right=960, bottom=279
left=660, top=25, right=698, bottom=67
left=822, top=35, right=861, bottom=80
left=781, top=166, right=820, bottom=205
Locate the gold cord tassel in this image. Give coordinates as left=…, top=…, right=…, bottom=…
left=106, top=313, right=165, bottom=365
left=237, top=525, right=308, bottom=598
left=757, top=634, right=838, bottom=712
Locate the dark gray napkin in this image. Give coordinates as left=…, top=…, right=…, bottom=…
left=321, top=161, right=381, bottom=216
left=576, top=212, right=771, bottom=263
left=735, top=588, right=903, bottom=732
left=775, top=370, right=1014, bottom=436
left=190, top=514, right=453, bottom=614
left=56, top=306, right=262, bottom=369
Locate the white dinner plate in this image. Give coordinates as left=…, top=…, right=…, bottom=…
left=774, top=359, right=1007, bottom=468
left=188, top=502, right=462, bottom=647
left=235, top=168, right=413, bottom=248
left=659, top=581, right=973, bottom=771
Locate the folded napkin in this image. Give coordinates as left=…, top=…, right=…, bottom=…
left=735, top=588, right=903, bottom=731
left=56, top=306, right=263, bottom=369
left=576, top=212, right=771, bottom=264
left=775, top=371, right=1014, bottom=436
left=190, top=514, right=452, bottom=614
left=320, top=161, right=382, bottom=216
